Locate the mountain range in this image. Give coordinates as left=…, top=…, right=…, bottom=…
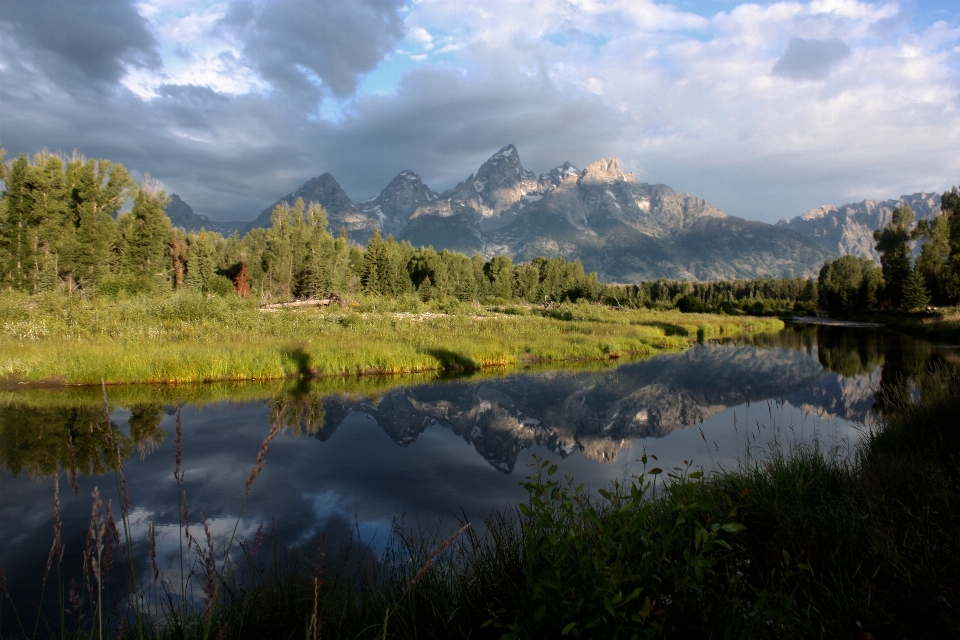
left=166, top=145, right=946, bottom=282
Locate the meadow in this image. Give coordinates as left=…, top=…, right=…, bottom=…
left=0, top=291, right=782, bottom=386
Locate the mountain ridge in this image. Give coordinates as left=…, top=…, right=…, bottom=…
left=232, top=145, right=834, bottom=282
left=777, top=192, right=942, bottom=260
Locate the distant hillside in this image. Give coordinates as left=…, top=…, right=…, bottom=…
left=777, top=193, right=942, bottom=260
left=249, top=145, right=834, bottom=282
left=165, top=194, right=245, bottom=236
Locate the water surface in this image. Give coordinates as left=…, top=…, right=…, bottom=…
left=1, top=324, right=954, bottom=617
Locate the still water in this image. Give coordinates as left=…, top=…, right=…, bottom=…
left=0, top=323, right=954, bottom=614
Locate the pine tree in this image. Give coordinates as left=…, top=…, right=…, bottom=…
left=913, top=214, right=951, bottom=305
left=61, top=157, right=134, bottom=288
left=362, top=229, right=387, bottom=295
left=186, top=232, right=215, bottom=292
left=484, top=255, right=513, bottom=300
left=123, top=176, right=172, bottom=282
left=2, top=155, right=32, bottom=290
left=873, top=205, right=914, bottom=309
left=902, top=267, right=930, bottom=311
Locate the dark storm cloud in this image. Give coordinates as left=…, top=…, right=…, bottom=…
left=319, top=66, right=628, bottom=200
left=772, top=37, right=851, bottom=81
left=221, top=0, right=406, bottom=97
left=0, top=0, right=160, bottom=87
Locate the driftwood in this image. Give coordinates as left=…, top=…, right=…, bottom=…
left=259, top=293, right=345, bottom=310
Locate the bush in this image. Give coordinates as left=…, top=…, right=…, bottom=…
left=96, top=274, right=157, bottom=297
left=206, top=274, right=236, bottom=297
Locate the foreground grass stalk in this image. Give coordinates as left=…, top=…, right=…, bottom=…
left=202, top=409, right=284, bottom=640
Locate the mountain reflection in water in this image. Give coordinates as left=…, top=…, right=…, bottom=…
left=0, top=324, right=955, bottom=617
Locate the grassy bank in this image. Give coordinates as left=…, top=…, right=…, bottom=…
left=0, top=291, right=782, bottom=385
left=873, top=309, right=960, bottom=344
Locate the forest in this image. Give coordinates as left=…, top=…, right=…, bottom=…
left=2, top=149, right=959, bottom=316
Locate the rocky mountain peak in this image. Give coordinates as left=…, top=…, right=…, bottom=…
left=362, top=169, right=439, bottom=234
left=580, top=157, right=626, bottom=184
left=541, top=162, right=581, bottom=189
left=473, top=144, right=538, bottom=195
left=244, top=172, right=376, bottom=239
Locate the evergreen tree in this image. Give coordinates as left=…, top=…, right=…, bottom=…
left=122, top=176, right=172, bottom=282
left=940, top=186, right=960, bottom=303
left=185, top=232, right=216, bottom=292
left=873, top=205, right=914, bottom=309
left=61, top=157, right=135, bottom=288
left=361, top=229, right=388, bottom=295
left=902, top=267, right=930, bottom=311
left=2, top=155, right=33, bottom=290
left=913, top=214, right=951, bottom=305
left=484, top=255, right=513, bottom=300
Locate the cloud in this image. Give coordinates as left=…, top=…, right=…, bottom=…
left=0, top=0, right=160, bottom=87
left=772, top=37, right=852, bottom=80
left=0, top=0, right=958, bottom=227
left=220, top=0, right=406, bottom=97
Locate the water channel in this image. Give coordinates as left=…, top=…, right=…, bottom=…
left=1, top=323, right=956, bottom=621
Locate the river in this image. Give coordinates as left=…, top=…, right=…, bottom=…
left=0, top=323, right=955, bottom=625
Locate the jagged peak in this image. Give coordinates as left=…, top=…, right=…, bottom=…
left=800, top=204, right=838, bottom=221
left=580, top=157, right=625, bottom=184
left=478, top=144, right=526, bottom=177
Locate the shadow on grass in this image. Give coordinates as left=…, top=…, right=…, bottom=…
left=423, top=348, right=478, bottom=371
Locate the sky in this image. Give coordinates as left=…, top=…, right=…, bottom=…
left=0, top=0, right=958, bottom=224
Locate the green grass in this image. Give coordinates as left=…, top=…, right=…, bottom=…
left=0, top=291, right=783, bottom=385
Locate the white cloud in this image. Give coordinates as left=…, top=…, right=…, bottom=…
left=1, top=0, right=958, bottom=223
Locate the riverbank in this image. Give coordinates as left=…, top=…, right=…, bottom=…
left=0, top=291, right=782, bottom=385
left=874, top=309, right=960, bottom=344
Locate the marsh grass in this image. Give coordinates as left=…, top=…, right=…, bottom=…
left=0, top=291, right=782, bottom=385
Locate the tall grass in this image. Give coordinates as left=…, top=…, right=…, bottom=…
left=0, top=291, right=782, bottom=385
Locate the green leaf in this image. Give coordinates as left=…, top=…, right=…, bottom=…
left=648, top=468, right=662, bottom=475
left=533, top=605, right=546, bottom=622
left=548, top=463, right=559, bottom=475
left=562, top=622, right=578, bottom=635
left=721, top=523, right=746, bottom=533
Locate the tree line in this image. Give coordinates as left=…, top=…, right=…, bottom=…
left=0, top=150, right=603, bottom=304
left=3, top=149, right=957, bottom=314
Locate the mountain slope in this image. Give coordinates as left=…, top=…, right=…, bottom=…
left=777, top=193, right=942, bottom=260
left=165, top=194, right=244, bottom=236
